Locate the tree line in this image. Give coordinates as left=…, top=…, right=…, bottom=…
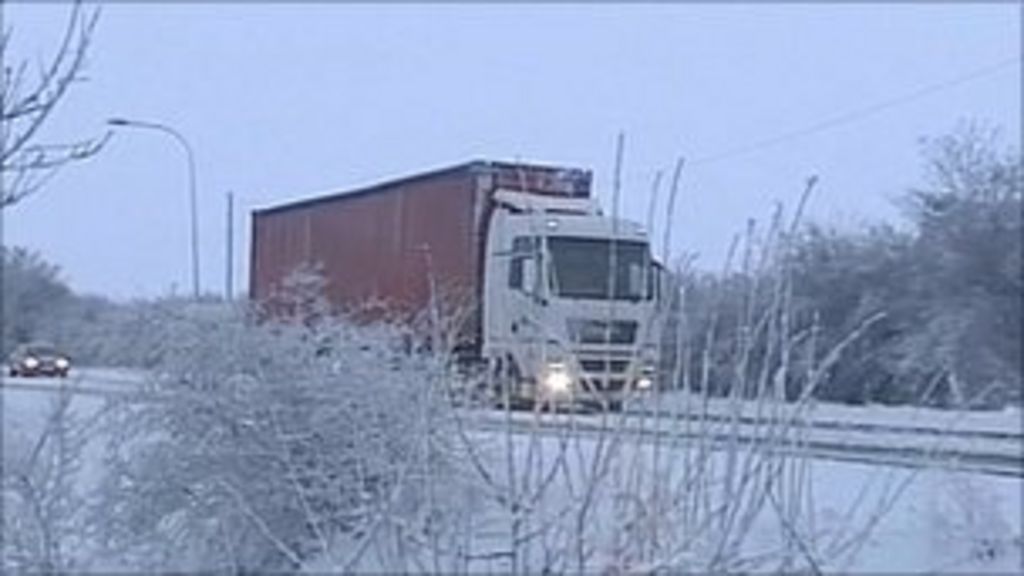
left=673, top=123, right=1021, bottom=408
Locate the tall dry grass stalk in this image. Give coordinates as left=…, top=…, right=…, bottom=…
left=394, top=170, right=922, bottom=575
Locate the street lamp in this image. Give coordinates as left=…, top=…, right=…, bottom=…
left=108, top=117, right=200, bottom=298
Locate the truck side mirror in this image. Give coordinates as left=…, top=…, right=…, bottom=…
left=522, top=262, right=549, bottom=306
left=522, top=260, right=537, bottom=295
left=652, top=262, right=666, bottom=305
left=508, top=236, right=546, bottom=304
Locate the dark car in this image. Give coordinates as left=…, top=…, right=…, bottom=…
left=7, top=343, right=71, bottom=378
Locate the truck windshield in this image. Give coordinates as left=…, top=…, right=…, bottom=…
left=547, top=237, right=652, bottom=301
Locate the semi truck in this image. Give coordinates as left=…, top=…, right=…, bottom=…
left=250, top=160, right=667, bottom=407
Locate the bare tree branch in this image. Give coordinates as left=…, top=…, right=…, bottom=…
left=1, top=1, right=106, bottom=208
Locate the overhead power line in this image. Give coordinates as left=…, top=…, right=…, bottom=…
left=690, top=55, right=1021, bottom=167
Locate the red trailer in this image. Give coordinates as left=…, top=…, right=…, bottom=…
left=250, top=160, right=591, bottom=349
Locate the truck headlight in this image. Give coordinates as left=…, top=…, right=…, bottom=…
left=637, top=376, right=653, bottom=390
left=542, top=363, right=572, bottom=394
left=24, top=357, right=39, bottom=369
left=55, top=358, right=69, bottom=369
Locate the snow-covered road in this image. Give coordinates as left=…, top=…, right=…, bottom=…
left=4, top=367, right=1021, bottom=478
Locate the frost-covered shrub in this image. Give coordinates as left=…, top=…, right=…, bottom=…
left=90, top=299, right=452, bottom=572
left=2, top=390, right=85, bottom=573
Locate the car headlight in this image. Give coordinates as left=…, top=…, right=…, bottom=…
left=55, top=358, right=69, bottom=369
left=542, top=362, right=572, bottom=394
left=23, top=357, right=39, bottom=369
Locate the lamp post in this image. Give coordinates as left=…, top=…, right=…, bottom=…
left=108, top=117, right=200, bottom=298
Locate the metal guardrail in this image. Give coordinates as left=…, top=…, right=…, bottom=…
left=466, top=409, right=1024, bottom=479
left=623, top=405, right=1024, bottom=443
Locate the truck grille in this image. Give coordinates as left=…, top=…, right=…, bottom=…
left=567, top=319, right=637, bottom=345
left=579, top=359, right=630, bottom=374
left=584, top=378, right=629, bottom=392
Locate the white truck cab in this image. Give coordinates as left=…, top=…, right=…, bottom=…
left=483, top=189, right=666, bottom=407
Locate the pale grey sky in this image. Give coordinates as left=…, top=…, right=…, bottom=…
left=5, top=3, right=1020, bottom=300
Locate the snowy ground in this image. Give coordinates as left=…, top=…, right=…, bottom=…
left=396, top=431, right=1023, bottom=574
left=2, top=372, right=113, bottom=504
left=4, top=369, right=1023, bottom=573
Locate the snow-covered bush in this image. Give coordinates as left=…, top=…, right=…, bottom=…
left=2, top=387, right=86, bottom=573
left=89, top=297, right=454, bottom=572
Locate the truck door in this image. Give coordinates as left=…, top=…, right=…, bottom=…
left=505, top=236, right=546, bottom=380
